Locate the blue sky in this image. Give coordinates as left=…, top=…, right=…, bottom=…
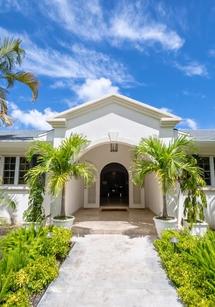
left=0, top=0, right=215, bottom=130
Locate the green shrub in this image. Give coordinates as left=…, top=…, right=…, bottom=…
left=0, top=226, right=72, bottom=306
left=0, top=226, right=72, bottom=260
left=40, top=226, right=72, bottom=259
left=154, top=230, right=215, bottom=307
left=3, top=289, right=29, bottom=307
left=15, top=256, right=58, bottom=293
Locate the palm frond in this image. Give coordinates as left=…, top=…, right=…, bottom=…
left=0, top=89, right=12, bottom=126
left=26, top=141, right=55, bottom=162
left=59, top=134, right=89, bottom=161
left=0, top=38, right=24, bottom=70
left=4, top=72, right=39, bottom=100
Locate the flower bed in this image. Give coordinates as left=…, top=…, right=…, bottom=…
left=0, top=226, right=72, bottom=306
left=154, top=230, right=215, bottom=307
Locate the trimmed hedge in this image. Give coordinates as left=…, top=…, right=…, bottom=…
left=154, top=230, right=215, bottom=307
left=0, top=226, right=72, bottom=306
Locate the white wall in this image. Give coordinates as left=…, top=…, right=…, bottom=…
left=0, top=187, right=29, bottom=224
left=66, top=103, right=161, bottom=146
left=144, top=173, right=163, bottom=215
left=65, top=178, right=84, bottom=215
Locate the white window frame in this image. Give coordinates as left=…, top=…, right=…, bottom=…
left=1, top=156, right=28, bottom=186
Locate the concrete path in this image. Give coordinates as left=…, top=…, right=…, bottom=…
left=39, top=235, right=182, bottom=307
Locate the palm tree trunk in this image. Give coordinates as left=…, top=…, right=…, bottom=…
left=162, top=193, right=168, bottom=219
left=60, top=185, right=66, bottom=217
left=162, top=180, right=168, bottom=219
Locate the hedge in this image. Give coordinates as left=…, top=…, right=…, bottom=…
left=154, top=230, right=215, bottom=307
left=0, top=226, right=72, bottom=306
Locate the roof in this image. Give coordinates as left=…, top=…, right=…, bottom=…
left=0, top=130, right=48, bottom=141
left=182, top=129, right=215, bottom=141
left=47, top=93, right=181, bottom=128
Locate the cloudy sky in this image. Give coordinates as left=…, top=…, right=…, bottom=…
left=0, top=0, right=215, bottom=130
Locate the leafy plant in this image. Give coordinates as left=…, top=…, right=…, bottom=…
left=0, top=226, right=72, bottom=305
left=132, top=136, right=196, bottom=218
left=180, top=159, right=207, bottom=226
left=2, top=289, right=29, bottom=307
left=0, top=37, right=39, bottom=126
left=154, top=230, right=215, bottom=306
left=23, top=172, right=45, bottom=223
left=26, top=135, right=95, bottom=218
left=14, top=256, right=58, bottom=293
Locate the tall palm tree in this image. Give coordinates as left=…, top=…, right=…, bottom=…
left=0, top=38, right=39, bottom=125
left=132, top=136, right=197, bottom=219
left=26, top=134, right=95, bottom=217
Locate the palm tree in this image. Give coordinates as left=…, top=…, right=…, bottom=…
left=0, top=38, right=39, bottom=125
left=132, top=136, right=197, bottom=219
left=26, top=134, right=95, bottom=217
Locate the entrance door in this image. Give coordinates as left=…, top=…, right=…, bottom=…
left=100, top=163, right=129, bottom=205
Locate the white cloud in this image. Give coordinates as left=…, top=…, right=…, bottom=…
left=10, top=103, right=58, bottom=130
left=50, top=80, right=68, bottom=89
left=110, top=17, right=183, bottom=51
left=75, top=78, right=119, bottom=101
left=0, top=28, right=131, bottom=84
left=179, top=118, right=198, bottom=130
left=41, top=0, right=184, bottom=51
left=175, top=62, right=208, bottom=77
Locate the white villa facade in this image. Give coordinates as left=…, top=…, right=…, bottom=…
left=0, top=94, right=215, bottom=228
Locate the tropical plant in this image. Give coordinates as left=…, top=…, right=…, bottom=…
left=0, top=37, right=39, bottom=126
left=132, top=136, right=197, bottom=219
left=180, top=158, right=207, bottom=226
left=0, top=226, right=71, bottom=306
left=154, top=230, right=215, bottom=306
left=23, top=171, right=45, bottom=223
left=26, top=135, right=95, bottom=218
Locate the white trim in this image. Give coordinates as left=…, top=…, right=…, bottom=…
left=47, top=94, right=181, bottom=126
left=14, top=156, right=20, bottom=185
left=0, top=156, right=4, bottom=179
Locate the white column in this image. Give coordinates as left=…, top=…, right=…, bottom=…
left=0, top=156, right=4, bottom=180
left=14, top=156, right=20, bottom=185
left=209, top=156, right=215, bottom=186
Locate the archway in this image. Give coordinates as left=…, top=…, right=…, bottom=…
left=100, top=162, right=129, bottom=206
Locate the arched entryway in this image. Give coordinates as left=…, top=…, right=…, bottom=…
left=100, top=163, right=129, bottom=206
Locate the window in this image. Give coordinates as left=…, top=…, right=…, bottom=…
left=3, top=157, right=16, bottom=184
left=196, top=156, right=211, bottom=185
left=18, top=157, right=29, bottom=184
left=2, top=156, right=30, bottom=185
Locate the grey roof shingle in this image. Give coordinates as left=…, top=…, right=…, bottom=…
left=0, top=130, right=49, bottom=141
left=182, top=129, right=215, bottom=141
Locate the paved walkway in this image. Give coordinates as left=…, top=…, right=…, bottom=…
left=73, top=208, right=156, bottom=237
left=39, top=235, right=182, bottom=307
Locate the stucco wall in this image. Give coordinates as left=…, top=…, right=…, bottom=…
left=0, top=187, right=29, bottom=224
left=65, top=103, right=161, bottom=146
left=144, top=173, right=163, bottom=215
left=65, top=178, right=84, bottom=215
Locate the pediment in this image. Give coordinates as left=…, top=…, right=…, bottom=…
left=47, top=94, right=181, bottom=128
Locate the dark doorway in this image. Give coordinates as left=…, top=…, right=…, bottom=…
left=100, top=163, right=129, bottom=206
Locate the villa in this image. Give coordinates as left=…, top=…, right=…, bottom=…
left=0, top=93, right=215, bottom=229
